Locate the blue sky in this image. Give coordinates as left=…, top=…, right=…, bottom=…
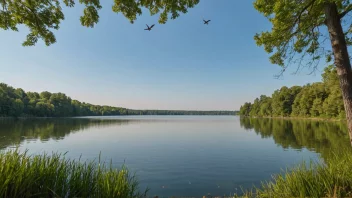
left=0, top=1, right=324, bottom=111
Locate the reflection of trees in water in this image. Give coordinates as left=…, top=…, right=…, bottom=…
left=239, top=117, right=352, bottom=160
left=0, top=118, right=135, bottom=149
left=3, top=117, right=349, bottom=161
left=0, top=118, right=204, bottom=150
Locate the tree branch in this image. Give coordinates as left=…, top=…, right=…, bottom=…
left=279, top=0, right=317, bottom=38
left=339, top=4, right=352, bottom=19
left=293, top=0, right=317, bottom=26
left=21, top=2, right=46, bottom=37
left=0, top=0, right=8, bottom=11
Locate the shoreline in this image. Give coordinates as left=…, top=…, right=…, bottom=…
left=242, top=116, right=346, bottom=122
left=0, top=115, right=238, bottom=120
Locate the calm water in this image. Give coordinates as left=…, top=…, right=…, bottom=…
left=0, top=116, right=351, bottom=197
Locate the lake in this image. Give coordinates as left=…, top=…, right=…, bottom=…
left=0, top=116, right=350, bottom=197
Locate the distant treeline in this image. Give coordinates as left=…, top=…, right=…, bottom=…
left=0, top=83, right=237, bottom=117
left=239, top=65, right=345, bottom=119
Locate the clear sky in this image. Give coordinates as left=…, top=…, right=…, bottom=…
left=0, top=1, right=324, bottom=111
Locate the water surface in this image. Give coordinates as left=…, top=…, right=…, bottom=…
left=0, top=116, right=350, bottom=197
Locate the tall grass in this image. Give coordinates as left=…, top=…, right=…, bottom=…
left=0, top=149, right=147, bottom=198
left=3, top=149, right=352, bottom=198
left=245, top=152, right=352, bottom=198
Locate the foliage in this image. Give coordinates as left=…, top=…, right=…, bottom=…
left=253, top=0, right=352, bottom=73
left=0, top=149, right=147, bottom=198
left=239, top=65, right=345, bottom=119
left=0, top=0, right=199, bottom=46
left=271, top=86, right=301, bottom=117
left=239, top=102, right=252, bottom=116
left=249, top=152, right=352, bottom=198
left=0, top=82, right=236, bottom=117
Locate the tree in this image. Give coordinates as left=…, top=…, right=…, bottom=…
left=254, top=0, right=352, bottom=144
left=271, top=86, right=301, bottom=117
left=35, top=102, right=54, bottom=117
left=240, top=64, right=346, bottom=119
left=322, top=65, right=345, bottom=118
left=291, top=83, right=327, bottom=117
left=11, top=99, right=24, bottom=117
left=40, top=91, right=52, bottom=101
left=49, top=93, right=73, bottom=117
left=239, top=102, right=252, bottom=116
left=311, top=97, right=324, bottom=117
left=259, top=99, right=272, bottom=116
left=249, top=98, right=261, bottom=116
left=246, top=95, right=273, bottom=117
left=258, top=95, right=273, bottom=116
left=291, top=86, right=309, bottom=117
left=0, top=0, right=199, bottom=46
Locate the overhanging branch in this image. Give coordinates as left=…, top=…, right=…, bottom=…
left=339, top=4, right=352, bottom=19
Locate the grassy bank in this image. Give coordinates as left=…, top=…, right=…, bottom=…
left=2, top=150, right=352, bottom=198
left=241, top=152, right=352, bottom=198
left=0, top=150, right=147, bottom=198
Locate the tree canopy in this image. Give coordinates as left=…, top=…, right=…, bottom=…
left=0, top=0, right=199, bottom=46
left=254, top=0, right=352, bottom=74
left=0, top=83, right=236, bottom=117
left=239, top=65, right=345, bottom=119
left=254, top=0, right=352, bottom=144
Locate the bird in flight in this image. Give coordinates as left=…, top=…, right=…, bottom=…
left=203, top=19, right=211, bottom=25
left=144, top=24, right=155, bottom=31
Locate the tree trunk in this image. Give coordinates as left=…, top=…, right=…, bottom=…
left=325, top=3, right=352, bottom=145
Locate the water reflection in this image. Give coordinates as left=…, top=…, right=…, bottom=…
left=0, top=118, right=133, bottom=149
left=239, top=117, right=352, bottom=160
left=1, top=117, right=350, bottom=160
left=0, top=116, right=350, bottom=196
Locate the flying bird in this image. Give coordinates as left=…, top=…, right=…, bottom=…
left=144, top=24, right=155, bottom=31
left=203, top=19, right=211, bottom=25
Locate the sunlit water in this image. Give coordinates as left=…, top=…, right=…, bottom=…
left=0, top=116, right=350, bottom=197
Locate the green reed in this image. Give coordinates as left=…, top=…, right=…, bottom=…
left=3, top=149, right=352, bottom=198
left=0, top=149, right=147, bottom=198
left=241, top=152, right=352, bottom=198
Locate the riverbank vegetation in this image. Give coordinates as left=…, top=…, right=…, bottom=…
left=241, top=152, right=352, bottom=198
left=239, top=66, right=344, bottom=119
left=0, top=149, right=146, bottom=198
left=0, top=83, right=236, bottom=117
left=4, top=148, right=352, bottom=198
left=1, top=118, right=351, bottom=198
left=238, top=118, right=352, bottom=197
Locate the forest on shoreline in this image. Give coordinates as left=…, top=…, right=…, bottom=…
left=0, top=83, right=236, bottom=117
left=239, top=66, right=345, bottom=119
